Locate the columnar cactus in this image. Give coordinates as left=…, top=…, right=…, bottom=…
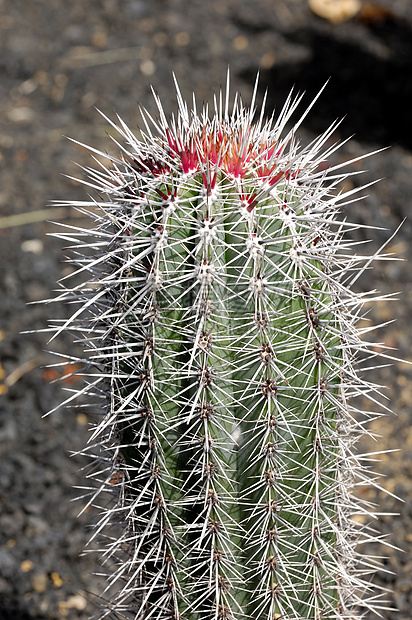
left=50, top=77, right=394, bottom=620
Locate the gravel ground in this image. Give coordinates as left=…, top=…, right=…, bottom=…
left=1, top=1, right=412, bottom=618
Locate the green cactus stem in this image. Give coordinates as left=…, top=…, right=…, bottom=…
left=48, top=76, right=396, bottom=620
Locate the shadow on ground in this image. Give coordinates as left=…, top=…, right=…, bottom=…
left=241, top=12, right=412, bottom=149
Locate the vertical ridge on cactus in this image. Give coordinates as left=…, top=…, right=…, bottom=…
left=48, top=75, right=397, bottom=620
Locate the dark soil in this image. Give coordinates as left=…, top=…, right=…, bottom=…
left=1, top=1, right=412, bottom=618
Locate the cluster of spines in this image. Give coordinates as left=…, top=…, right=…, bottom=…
left=48, top=78, right=395, bottom=620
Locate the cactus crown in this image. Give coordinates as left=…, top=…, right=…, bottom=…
left=49, top=75, right=396, bottom=620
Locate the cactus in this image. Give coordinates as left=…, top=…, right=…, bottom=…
left=49, top=76, right=395, bottom=620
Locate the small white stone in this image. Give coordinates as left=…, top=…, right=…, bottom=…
left=7, top=107, right=35, bottom=123
left=65, top=594, right=88, bottom=610
left=21, top=239, right=43, bottom=254
left=140, top=59, right=156, bottom=76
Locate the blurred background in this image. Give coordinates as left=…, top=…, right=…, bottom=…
left=1, top=0, right=412, bottom=618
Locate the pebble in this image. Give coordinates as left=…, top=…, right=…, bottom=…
left=26, top=514, right=49, bottom=537
left=32, top=572, right=48, bottom=593
left=309, top=0, right=361, bottom=24
left=0, top=576, right=12, bottom=595
left=20, top=559, right=34, bottom=573
left=21, top=239, right=44, bottom=254
left=0, top=417, right=16, bottom=449
left=7, top=106, right=36, bottom=123
left=59, top=594, right=88, bottom=611
left=0, top=550, right=17, bottom=576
